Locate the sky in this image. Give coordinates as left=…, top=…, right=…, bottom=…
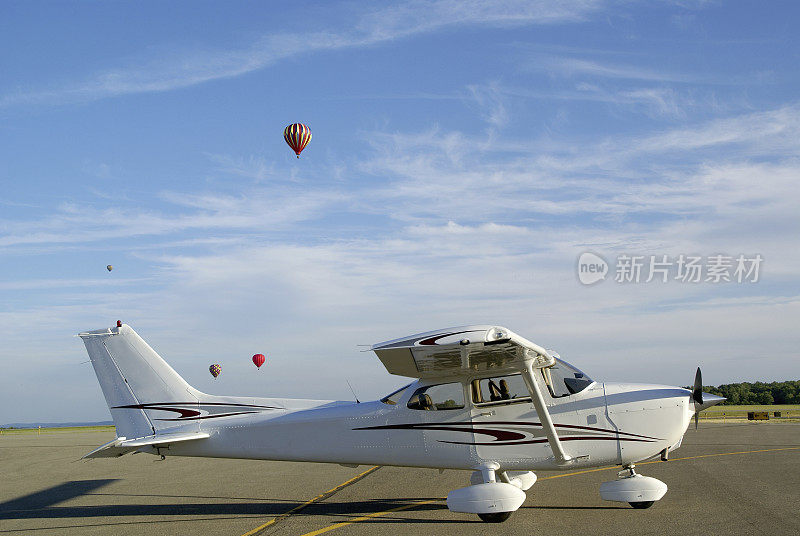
left=1, top=0, right=799, bottom=424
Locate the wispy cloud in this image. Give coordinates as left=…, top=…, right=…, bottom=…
left=0, top=0, right=605, bottom=109
left=462, top=81, right=699, bottom=121
left=205, top=153, right=275, bottom=182
left=514, top=51, right=745, bottom=119
left=355, top=0, right=602, bottom=39
left=634, top=104, right=800, bottom=153
left=466, top=82, right=510, bottom=132
left=0, top=187, right=344, bottom=248
left=536, top=56, right=698, bottom=83
left=0, top=278, right=145, bottom=291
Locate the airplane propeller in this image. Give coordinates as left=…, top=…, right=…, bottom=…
left=692, top=367, right=703, bottom=430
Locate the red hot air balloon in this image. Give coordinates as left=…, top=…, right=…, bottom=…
left=209, top=364, right=221, bottom=379
left=252, top=353, right=266, bottom=369
left=283, top=123, right=312, bottom=158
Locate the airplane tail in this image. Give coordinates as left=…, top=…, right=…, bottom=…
left=79, top=323, right=202, bottom=439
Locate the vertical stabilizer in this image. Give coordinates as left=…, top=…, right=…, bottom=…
left=79, top=324, right=200, bottom=438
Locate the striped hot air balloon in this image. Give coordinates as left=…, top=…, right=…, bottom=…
left=283, top=123, right=312, bottom=158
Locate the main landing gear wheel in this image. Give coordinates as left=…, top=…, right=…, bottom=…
left=478, top=512, right=513, bottom=523
left=629, top=501, right=654, bottom=509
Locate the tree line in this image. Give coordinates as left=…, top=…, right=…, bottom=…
left=698, top=380, right=800, bottom=405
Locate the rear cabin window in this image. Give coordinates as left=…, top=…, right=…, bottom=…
left=407, top=382, right=465, bottom=410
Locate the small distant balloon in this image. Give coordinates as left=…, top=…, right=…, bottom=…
left=209, top=364, right=221, bottom=378
left=252, top=353, right=266, bottom=369
left=283, top=123, right=312, bottom=158
left=106, top=265, right=113, bottom=272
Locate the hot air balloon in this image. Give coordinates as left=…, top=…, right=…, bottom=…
left=252, top=353, right=266, bottom=369
left=106, top=265, right=113, bottom=272
left=283, top=123, right=312, bottom=158
left=209, top=364, right=221, bottom=379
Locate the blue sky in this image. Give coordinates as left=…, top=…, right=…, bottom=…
left=2, top=1, right=799, bottom=423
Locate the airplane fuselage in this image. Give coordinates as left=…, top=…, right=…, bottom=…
left=151, top=379, right=693, bottom=471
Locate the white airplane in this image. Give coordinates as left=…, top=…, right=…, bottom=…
left=79, top=323, right=724, bottom=522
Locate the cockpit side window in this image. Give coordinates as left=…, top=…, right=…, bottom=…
left=380, top=383, right=413, bottom=405
left=471, top=359, right=594, bottom=404
left=407, top=382, right=465, bottom=410
left=472, top=374, right=531, bottom=406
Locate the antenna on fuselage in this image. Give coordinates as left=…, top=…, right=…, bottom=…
left=345, top=379, right=360, bottom=404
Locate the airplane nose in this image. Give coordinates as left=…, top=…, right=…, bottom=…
left=696, top=393, right=726, bottom=412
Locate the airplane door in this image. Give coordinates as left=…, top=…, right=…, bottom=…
left=469, top=374, right=543, bottom=463
left=471, top=397, right=542, bottom=464
left=470, top=372, right=580, bottom=465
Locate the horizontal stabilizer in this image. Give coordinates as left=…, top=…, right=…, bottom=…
left=82, top=431, right=210, bottom=459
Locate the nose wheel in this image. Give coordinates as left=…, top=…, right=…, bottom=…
left=478, top=511, right=514, bottom=523
left=620, top=466, right=655, bottom=508
left=599, top=464, right=668, bottom=508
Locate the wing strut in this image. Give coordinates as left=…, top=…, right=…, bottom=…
left=518, top=354, right=572, bottom=465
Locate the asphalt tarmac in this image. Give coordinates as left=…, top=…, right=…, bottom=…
left=1, top=423, right=798, bottom=535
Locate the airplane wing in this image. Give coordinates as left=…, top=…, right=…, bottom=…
left=82, top=431, right=210, bottom=459
left=372, top=325, right=554, bottom=378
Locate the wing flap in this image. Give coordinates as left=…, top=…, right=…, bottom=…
left=82, top=431, right=210, bottom=459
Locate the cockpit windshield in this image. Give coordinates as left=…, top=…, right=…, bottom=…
left=380, top=382, right=413, bottom=405
left=542, top=358, right=594, bottom=397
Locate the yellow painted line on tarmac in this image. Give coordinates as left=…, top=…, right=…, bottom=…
left=537, top=465, right=617, bottom=481
left=240, top=465, right=381, bottom=536
left=638, top=446, right=800, bottom=465
left=298, top=499, right=441, bottom=536
left=538, top=446, right=800, bottom=482
left=292, top=445, right=800, bottom=536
